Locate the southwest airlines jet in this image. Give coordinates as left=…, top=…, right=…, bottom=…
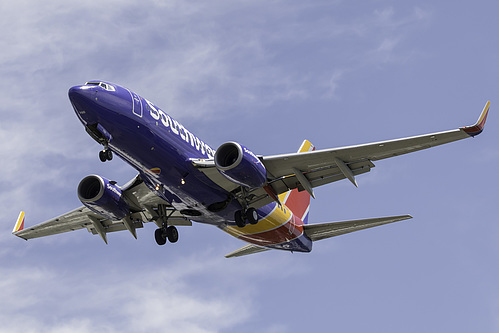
left=12, top=81, right=490, bottom=257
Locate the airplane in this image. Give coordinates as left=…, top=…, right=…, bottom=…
left=12, top=80, right=491, bottom=258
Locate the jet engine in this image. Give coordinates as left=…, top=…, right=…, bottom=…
left=214, top=142, right=267, bottom=189
left=77, top=175, right=130, bottom=220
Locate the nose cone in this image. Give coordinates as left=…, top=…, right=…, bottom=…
left=69, top=85, right=99, bottom=124
left=68, top=85, right=98, bottom=110
left=68, top=81, right=135, bottom=128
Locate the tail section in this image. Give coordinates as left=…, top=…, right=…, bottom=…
left=279, top=140, right=315, bottom=224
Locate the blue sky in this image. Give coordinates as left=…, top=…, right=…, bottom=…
left=1, top=1, right=499, bottom=332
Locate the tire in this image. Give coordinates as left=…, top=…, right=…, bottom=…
left=99, top=150, right=107, bottom=162
left=235, top=210, right=246, bottom=228
left=106, top=149, right=113, bottom=161
left=246, top=208, right=259, bottom=225
left=166, top=226, right=179, bottom=243
left=155, top=228, right=167, bottom=245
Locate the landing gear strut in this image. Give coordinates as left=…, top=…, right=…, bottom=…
left=234, top=207, right=259, bottom=228
left=153, top=204, right=179, bottom=246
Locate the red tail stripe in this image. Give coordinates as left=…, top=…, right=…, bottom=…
left=283, top=189, right=311, bottom=220
left=238, top=216, right=304, bottom=246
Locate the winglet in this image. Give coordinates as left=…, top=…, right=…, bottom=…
left=461, top=101, right=490, bottom=137
left=12, top=211, right=25, bottom=234
left=297, top=139, right=315, bottom=153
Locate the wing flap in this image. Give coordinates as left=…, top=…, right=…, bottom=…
left=304, top=215, right=412, bottom=242
left=87, top=218, right=144, bottom=235
left=269, top=159, right=374, bottom=195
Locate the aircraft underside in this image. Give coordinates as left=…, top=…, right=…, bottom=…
left=12, top=81, right=490, bottom=258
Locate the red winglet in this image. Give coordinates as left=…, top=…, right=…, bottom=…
left=461, top=101, right=491, bottom=137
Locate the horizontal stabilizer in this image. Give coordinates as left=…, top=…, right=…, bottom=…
left=225, top=244, right=270, bottom=258
left=304, top=215, right=412, bottom=242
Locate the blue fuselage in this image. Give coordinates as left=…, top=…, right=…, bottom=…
left=68, top=81, right=312, bottom=253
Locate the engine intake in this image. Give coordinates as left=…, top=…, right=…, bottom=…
left=214, top=142, right=267, bottom=188
left=77, top=175, right=129, bottom=220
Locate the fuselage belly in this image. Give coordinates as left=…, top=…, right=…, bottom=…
left=69, top=82, right=312, bottom=253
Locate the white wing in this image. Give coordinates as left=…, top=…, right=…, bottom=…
left=13, top=175, right=191, bottom=243
left=195, top=101, right=490, bottom=206
left=262, top=101, right=490, bottom=196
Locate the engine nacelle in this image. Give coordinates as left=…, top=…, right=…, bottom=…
left=214, top=142, right=267, bottom=188
left=77, top=175, right=129, bottom=220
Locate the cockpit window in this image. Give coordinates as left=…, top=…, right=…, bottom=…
left=85, top=81, right=116, bottom=91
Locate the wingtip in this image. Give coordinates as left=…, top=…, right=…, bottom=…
left=12, top=211, right=25, bottom=234
left=297, top=140, right=316, bottom=153
left=461, top=101, right=491, bottom=137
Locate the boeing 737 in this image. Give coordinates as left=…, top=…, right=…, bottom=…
left=12, top=81, right=490, bottom=257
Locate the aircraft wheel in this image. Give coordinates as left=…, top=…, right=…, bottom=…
left=155, top=228, right=167, bottom=245
left=235, top=210, right=246, bottom=228
left=99, top=150, right=107, bottom=162
left=99, top=149, right=113, bottom=162
left=166, top=226, right=179, bottom=243
left=106, top=149, right=113, bottom=161
left=246, top=208, right=259, bottom=225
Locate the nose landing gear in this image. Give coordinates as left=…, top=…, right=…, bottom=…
left=99, top=149, right=113, bottom=162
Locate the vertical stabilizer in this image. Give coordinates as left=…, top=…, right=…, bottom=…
left=278, top=140, right=315, bottom=224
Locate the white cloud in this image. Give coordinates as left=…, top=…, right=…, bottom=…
left=0, top=255, right=257, bottom=333
left=323, top=69, right=344, bottom=99
left=0, top=1, right=434, bottom=130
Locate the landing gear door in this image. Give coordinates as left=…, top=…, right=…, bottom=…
left=128, top=89, right=143, bottom=117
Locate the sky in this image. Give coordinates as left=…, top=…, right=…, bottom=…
left=1, top=1, right=499, bottom=332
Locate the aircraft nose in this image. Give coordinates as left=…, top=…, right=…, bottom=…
left=69, top=85, right=98, bottom=124
left=68, top=82, right=133, bottom=127
left=68, top=85, right=95, bottom=105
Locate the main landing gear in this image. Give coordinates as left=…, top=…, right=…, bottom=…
left=234, top=207, right=259, bottom=228
left=153, top=204, right=179, bottom=246
left=154, top=225, right=179, bottom=245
